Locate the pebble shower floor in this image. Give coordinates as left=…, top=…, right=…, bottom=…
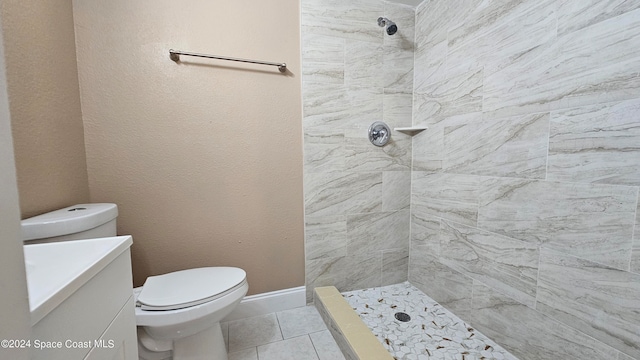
left=342, top=282, right=518, bottom=360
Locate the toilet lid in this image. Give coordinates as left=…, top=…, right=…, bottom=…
left=137, top=267, right=246, bottom=311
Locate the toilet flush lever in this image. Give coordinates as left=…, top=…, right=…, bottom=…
left=368, top=121, right=391, bottom=147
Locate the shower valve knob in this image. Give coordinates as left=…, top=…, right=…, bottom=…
left=368, top=121, right=391, bottom=147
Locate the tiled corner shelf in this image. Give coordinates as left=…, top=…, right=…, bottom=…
left=394, top=126, right=428, bottom=135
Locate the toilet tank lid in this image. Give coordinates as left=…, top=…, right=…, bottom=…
left=21, top=203, right=118, bottom=241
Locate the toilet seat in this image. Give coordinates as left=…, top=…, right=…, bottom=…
left=137, top=267, right=247, bottom=311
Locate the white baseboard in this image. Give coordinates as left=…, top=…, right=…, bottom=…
left=222, top=286, right=306, bottom=322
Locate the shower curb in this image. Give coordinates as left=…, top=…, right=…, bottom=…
left=314, top=286, right=393, bottom=360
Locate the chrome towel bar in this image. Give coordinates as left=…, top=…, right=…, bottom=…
left=169, top=49, right=287, bottom=73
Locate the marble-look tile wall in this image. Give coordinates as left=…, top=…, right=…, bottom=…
left=409, top=1, right=640, bottom=359
left=301, top=0, right=415, bottom=302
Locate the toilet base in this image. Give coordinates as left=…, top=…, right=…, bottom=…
left=173, top=323, right=227, bottom=360
left=138, top=323, right=227, bottom=360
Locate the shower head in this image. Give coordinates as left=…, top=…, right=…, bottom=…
left=377, top=17, right=397, bottom=35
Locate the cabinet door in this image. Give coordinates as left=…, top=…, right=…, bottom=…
left=33, top=251, right=133, bottom=360
left=85, top=296, right=138, bottom=360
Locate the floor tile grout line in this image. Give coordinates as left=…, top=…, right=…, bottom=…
left=227, top=307, right=341, bottom=359
left=224, top=323, right=230, bottom=354
left=274, top=311, right=285, bottom=340
left=228, top=313, right=287, bottom=353
left=307, top=328, right=330, bottom=336
left=308, top=333, right=322, bottom=360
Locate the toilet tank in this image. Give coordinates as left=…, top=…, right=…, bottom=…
left=21, top=203, right=118, bottom=244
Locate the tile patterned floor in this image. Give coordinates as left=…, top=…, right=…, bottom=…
left=222, top=305, right=346, bottom=360
left=342, top=282, right=518, bottom=360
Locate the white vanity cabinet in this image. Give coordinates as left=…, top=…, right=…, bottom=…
left=84, top=296, right=137, bottom=360
left=26, top=236, right=138, bottom=360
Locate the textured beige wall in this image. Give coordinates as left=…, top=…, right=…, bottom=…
left=0, top=14, right=31, bottom=359
left=1, top=0, right=90, bottom=219
left=74, top=0, right=305, bottom=293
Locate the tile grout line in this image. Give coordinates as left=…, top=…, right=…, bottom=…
left=224, top=322, right=230, bottom=355
left=534, top=243, right=543, bottom=311
left=441, top=207, right=634, bottom=274
left=544, top=109, right=551, bottom=182
left=274, top=311, right=285, bottom=341
left=627, top=186, right=639, bottom=272
left=308, top=333, right=322, bottom=360
left=231, top=313, right=294, bottom=354
left=250, top=325, right=332, bottom=360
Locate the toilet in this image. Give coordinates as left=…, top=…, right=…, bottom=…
left=21, top=203, right=248, bottom=360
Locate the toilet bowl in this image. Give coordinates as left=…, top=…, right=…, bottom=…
left=135, top=267, right=248, bottom=360
left=21, top=203, right=248, bottom=360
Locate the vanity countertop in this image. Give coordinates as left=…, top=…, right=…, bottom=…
left=24, top=236, right=133, bottom=325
